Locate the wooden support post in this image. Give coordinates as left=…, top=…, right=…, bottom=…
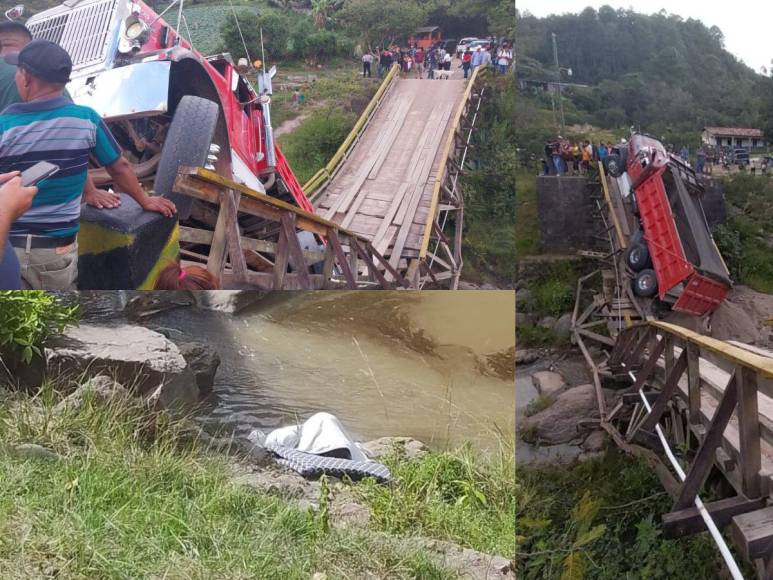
left=366, top=242, right=410, bottom=288
left=327, top=230, right=356, bottom=289
left=280, top=213, right=312, bottom=290
left=673, top=369, right=738, bottom=511
left=635, top=350, right=688, bottom=437
left=272, top=220, right=289, bottom=290
left=686, top=341, right=701, bottom=425
left=221, top=190, right=247, bottom=283
left=609, top=329, right=637, bottom=368
left=629, top=336, right=666, bottom=393
left=321, top=241, right=335, bottom=289
left=629, top=327, right=654, bottom=367
left=664, top=335, right=674, bottom=377
left=737, top=366, right=762, bottom=499
left=352, top=238, right=389, bottom=288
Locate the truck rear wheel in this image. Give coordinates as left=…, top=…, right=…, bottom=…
left=154, top=95, right=220, bottom=221
left=625, top=242, right=651, bottom=272
left=633, top=268, right=658, bottom=298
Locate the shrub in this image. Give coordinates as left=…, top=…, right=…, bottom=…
left=0, top=291, right=77, bottom=363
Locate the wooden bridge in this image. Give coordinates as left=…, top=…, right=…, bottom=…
left=568, top=165, right=773, bottom=575
left=304, top=63, right=489, bottom=288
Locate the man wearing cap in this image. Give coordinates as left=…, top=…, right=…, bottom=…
left=0, top=20, right=120, bottom=210
left=0, top=39, right=176, bottom=289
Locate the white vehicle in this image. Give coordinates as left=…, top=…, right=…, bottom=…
left=455, top=37, right=478, bottom=57
left=466, top=40, right=491, bottom=53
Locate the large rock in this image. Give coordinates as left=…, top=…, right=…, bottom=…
left=45, top=324, right=198, bottom=413
left=194, top=291, right=266, bottom=314
left=531, top=371, right=567, bottom=399
left=520, top=383, right=599, bottom=445
left=175, top=341, right=221, bottom=395
left=553, top=313, right=573, bottom=338
left=362, top=436, right=429, bottom=460
left=54, top=375, right=131, bottom=413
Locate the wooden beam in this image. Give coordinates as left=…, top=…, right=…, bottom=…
left=272, top=222, right=289, bottom=290
left=674, top=370, right=738, bottom=510
left=351, top=238, right=389, bottom=288
left=321, top=242, right=335, bottom=289
left=731, top=506, right=773, bottom=560
left=630, top=336, right=667, bottom=392
left=687, top=341, right=701, bottom=425
left=222, top=190, right=247, bottom=283
left=737, top=366, right=762, bottom=498
left=663, top=496, right=767, bottom=538
left=179, top=225, right=326, bottom=262
left=628, top=327, right=654, bottom=366
left=636, top=350, right=688, bottom=436
left=327, top=230, right=356, bottom=288
left=280, top=213, right=312, bottom=290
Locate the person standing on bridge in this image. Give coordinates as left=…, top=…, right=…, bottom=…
left=496, top=43, right=513, bottom=75
left=362, top=50, right=373, bottom=78
left=1, top=40, right=176, bottom=289
left=462, top=49, right=472, bottom=78
left=414, top=47, right=425, bottom=79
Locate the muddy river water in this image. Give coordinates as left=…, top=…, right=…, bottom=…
left=80, top=291, right=514, bottom=450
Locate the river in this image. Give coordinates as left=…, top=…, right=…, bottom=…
left=77, top=291, right=514, bottom=451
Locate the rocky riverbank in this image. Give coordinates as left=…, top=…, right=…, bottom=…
left=1, top=317, right=514, bottom=578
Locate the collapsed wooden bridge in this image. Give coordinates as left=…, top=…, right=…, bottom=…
left=571, top=164, right=773, bottom=576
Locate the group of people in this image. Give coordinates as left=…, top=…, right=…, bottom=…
left=0, top=21, right=213, bottom=291
left=543, top=139, right=618, bottom=176
left=371, top=45, right=450, bottom=80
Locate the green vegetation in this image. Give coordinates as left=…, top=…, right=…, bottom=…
left=714, top=174, right=773, bottom=292
left=517, top=7, right=773, bottom=146
left=516, top=449, right=726, bottom=579
left=278, top=108, right=357, bottom=183
left=462, top=75, right=516, bottom=287
left=357, top=442, right=515, bottom=558
left=0, top=292, right=77, bottom=364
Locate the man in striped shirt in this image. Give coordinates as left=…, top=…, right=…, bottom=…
left=1, top=39, right=176, bottom=289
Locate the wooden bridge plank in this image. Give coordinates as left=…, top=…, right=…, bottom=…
left=637, top=350, right=688, bottom=436
left=663, top=496, right=766, bottom=538
left=731, top=506, right=773, bottom=560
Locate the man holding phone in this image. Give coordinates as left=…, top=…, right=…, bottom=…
left=0, top=39, right=176, bottom=289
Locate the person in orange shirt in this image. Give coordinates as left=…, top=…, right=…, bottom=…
left=581, top=140, right=592, bottom=174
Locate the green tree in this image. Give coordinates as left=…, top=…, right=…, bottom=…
left=338, top=0, right=429, bottom=49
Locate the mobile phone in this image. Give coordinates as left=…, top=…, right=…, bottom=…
left=20, top=161, right=60, bottom=187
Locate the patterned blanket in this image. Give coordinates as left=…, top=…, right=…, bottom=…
left=268, top=445, right=391, bottom=483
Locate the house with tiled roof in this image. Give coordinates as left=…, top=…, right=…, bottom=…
left=701, top=127, right=767, bottom=150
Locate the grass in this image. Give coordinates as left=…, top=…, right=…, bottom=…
left=356, top=441, right=516, bottom=558
left=515, top=167, right=540, bottom=258
left=0, top=381, right=487, bottom=579
left=715, top=174, right=773, bottom=293
left=516, top=449, right=731, bottom=579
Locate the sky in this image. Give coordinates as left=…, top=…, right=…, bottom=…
left=516, top=0, right=771, bottom=74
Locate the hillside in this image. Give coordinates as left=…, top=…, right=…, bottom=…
left=516, top=7, right=773, bottom=143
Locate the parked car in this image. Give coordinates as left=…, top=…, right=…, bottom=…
left=732, top=147, right=750, bottom=166
left=440, top=38, right=457, bottom=53
left=466, top=40, right=491, bottom=52
left=604, top=133, right=731, bottom=316
left=455, top=37, right=478, bottom=56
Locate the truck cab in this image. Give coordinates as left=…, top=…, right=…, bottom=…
left=605, top=133, right=731, bottom=316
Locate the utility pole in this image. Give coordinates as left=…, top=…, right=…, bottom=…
left=552, top=32, right=565, bottom=135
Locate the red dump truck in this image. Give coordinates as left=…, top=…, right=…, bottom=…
left=604, top=134, right=732, bottom=316
left=24, top=0, right=313, bottom=221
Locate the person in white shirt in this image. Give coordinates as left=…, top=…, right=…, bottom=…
left=496, top=43, right=513, bottom=74
left=362, top=51, right=374, bottom=78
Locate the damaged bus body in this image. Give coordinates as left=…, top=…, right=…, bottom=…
left=23, top=0, right=314, bottom=288
left=606, top=133, right=731, bottom=316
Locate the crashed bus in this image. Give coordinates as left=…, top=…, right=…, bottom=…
left=22, top=0, right=314, bottom=287
left=604, top=133, right=732, bottom=316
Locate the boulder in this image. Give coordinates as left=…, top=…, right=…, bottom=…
left=519, top=383, right=599, bottom=445
left=45, top=324, right=198, bottom=413
left=538, top=316, right=556, bottom=329
left=175, top=341, right=221, bottom=395
left=54, top=375, right=131, bottom=413
left=515, top=288, right=531, bottom=305
left=581, top=429, right=608, bottom=452
left=416, top=538, right=514, bottom=579
left=13, top=443, right=61, bottom=462
left=194, top=291, right=266, bottom=314
left=515, top=349, right=542, bottom=365
left=515, top=312, right=530, bottom=327
left=553, top=313, right=573, bottom=338
left=531, top=371, right=567, bottom=399
left=361, top=436, right=429, bottom=460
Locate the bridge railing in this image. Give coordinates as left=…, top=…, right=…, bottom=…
left=608, top=320, right=773, bottom=566
left=302, top=63, right=401, bottom=200
left=417, top=65, right=490, bottom=289
left=173, top=166, right=409, bottom=290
